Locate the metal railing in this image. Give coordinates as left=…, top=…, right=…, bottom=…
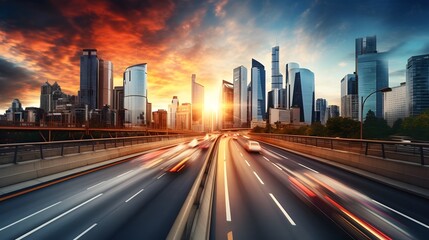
left=0, top=134, right=202, bottom=165
left=250, top=133, right=429, bottom=166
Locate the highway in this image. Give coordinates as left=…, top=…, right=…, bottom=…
left=0, top=140, right=212, bottom=240
left=211, top=135, right=429, bottom=240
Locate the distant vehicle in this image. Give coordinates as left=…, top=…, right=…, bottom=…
left=188, top=139, right=199, bottom=148
left=232, top=134, right=238, bottom=140
left=246, top=141, right=261, bottom=152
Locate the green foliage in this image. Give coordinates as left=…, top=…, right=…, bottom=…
left=363, top=110, right=391, bottom=139
left=401, top=111, right=429, bottom=140
left=326, top=117, right=360, bottom=138
left=308, top=122, right=327, bottom=136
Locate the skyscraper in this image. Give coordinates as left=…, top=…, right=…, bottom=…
left=290, top=67, right=315, bottom=124
left=79, top=49, right=99, bottom=110
left=98, top=59, right=113, bottom=109
left=271, top=46, right=283, bottom=89
left=123, top=63, right=147, bottom=126
left=168, top=96, right=179, bottom=129
left=285, top=62, right=300, bottom=109
left=176, top=103, right=192, bottom=130
left=191, top=74, right=204, bottom=131
left=316, top=98, right=327, bottom=124
left=221, top=80, right=234, bottom=129
left=406, top=54, right=429, bottom=116
left=384, top=82, right=407, bottom=126
left=250, top=59, right=266, bottom=122
left=355, top=36, right=377, bottom=72
left=233, top=66, right=247, bottom=127
left=113, top=86, right=124, bottom=126
left=341, top=74, right=358, bottom=120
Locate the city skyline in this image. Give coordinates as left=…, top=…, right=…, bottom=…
left=1, top=0, right=429, bottom=114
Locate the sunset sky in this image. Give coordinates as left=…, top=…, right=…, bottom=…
left=1, top=0, right=429, bottom=114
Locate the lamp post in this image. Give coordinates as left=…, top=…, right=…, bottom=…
left=360, top=87, right=392, bottom=139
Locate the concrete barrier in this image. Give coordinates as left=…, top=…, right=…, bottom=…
left=251, top=135, right=429, bottom=190
left=0, top=137, right=197, bottom=188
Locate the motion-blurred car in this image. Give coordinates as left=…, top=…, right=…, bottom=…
left=246, top=141, right=261, bottom=152
left=188, top=139, right=199, bottom=148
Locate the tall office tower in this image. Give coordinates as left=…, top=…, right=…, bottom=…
left=123, top=63, right=147, bottom=126
left=268, top=89, right=280, bottom=110
left=247, top=84, right=252, bottom=125
left=384, top=82, right=407, bottom=126
left=220, top=80, right=234, bottom=129
left=355, top=36, right=377, bottom=72
left=327, top=105, right=340, bottom=119
left=168, top=96, right=179, bottom=129
left=407, top=54, right=429, bottom=117
left=176, top=103, right=192, bottom=130
left=285, top=62, right=300, bottom=109
left=146, top=101, right=152, bottom=126
left=340, top=74, right=358, bottom=120
left=98, top=59, right=113, bottom=109
left=79, top=49, right=99, bottom=110
left=316, top=98, right=327, bottom=124
left=113, top=86, right=124, bottom=126
left=191, top=74, right=204, bottom=131
left=250, top=59, right=266, bottom=122
left=357, top=52, right=389, bottom=120
left=233, top=66, right=248, bottom=127
left=271, top=46, right=283, bottom=89
left=40, top=81, right=52, bottom=113
left=290, top=67, right=315, bottom=124
left=152, top=109, right=167, bottom=129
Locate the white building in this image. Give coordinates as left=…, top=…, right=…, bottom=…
left=384, top=82, right=407, bottom=126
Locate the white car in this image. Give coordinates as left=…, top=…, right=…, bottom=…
left=188, top=139, right=199, bottom=148
left=247, top=141, right=261, bottom=152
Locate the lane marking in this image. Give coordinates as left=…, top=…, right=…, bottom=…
left=266, top=148, right=289, bottom=159
left=239, top=152, right=243, bottom=157
left=372, top=200, right=429, bottom=229
left=125, top=189, right=144, bottom=203
left=16, top=194, right=103, bottom=240
left=298, top=163, right=319, bottom=173
left=157, top=173, right=166, bottom=179
left=245, top=160, right=250, bottom=167
left=269, top=193, right=296, bottom=226
left=271, top=162, right=282, bottom=171
left=73, top=223, right=97, bottom=240
left=227, top=231, right=234, bottom=240
left=253, top=171, right=265, bottom=185
left=0, top=201, right=61, bottom=232
left=116, top=170, right=133, bottom=178
left=224, top=161, right=232, bottom=222
left=87, top=181, right=105, bottom=190
left=263, top=156, right=270, bottom=162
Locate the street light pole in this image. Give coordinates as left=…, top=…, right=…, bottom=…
left=360, top=87, right=392, bottom=139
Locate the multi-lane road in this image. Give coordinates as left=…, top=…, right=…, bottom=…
left=211, top=135, right=429, bottom=240
left=1, top=134, right=428, bottom=239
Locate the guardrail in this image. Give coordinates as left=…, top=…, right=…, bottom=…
left=250, top=133, right=429, bottom=166
left=0, top=134, right=202, bottom=165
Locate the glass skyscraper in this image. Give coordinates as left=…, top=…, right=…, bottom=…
left=98, top=59, right=113, bottom=109
left=233, top=66, right=247, bottom=127
left=271, top=46, right=283, bottom=89
left=191, top=74, right=204, bottom=131
left=79, top=49, right=99, bottom=110
left=355, top=36, right=377, bottom=72
left=123, top=63, right=147, bottom=126
left=285, top=62, right=299, bottom=109
left=168, top=96, right=179, bottom=129
left=250, top=59, right=266, bottom=121
left=290, top=68, right=315, bottom=124
left=221, top=80, right=234, bottom=129
left=316, top=98, right=327, bottom=124
left=341, top=73, right=358, bottom=120
left=407, top=54, right=429, bottom=116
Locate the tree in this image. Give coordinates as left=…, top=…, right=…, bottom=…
left=363, top=110, right=391, bottom=139
left=326, top=117, right=360, bottom=138
left=308, top=122, right=327, bottom=136
left=402, top=111, right=429, bottom=140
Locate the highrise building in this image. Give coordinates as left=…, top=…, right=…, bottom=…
left=327, top=105, right=340, bottom=119
left=355, top=36, right=377, bottom=72
left=220, top=80, right=234, bottom=129
left=406, top=54, right=429, bottom=116
left=191, top=74, right=204, bottom=131
left=384, top=82, right=407, bottom=126
left=285, top=62, right=300, bottom=109
left=316, top=98, right=327, bottom=124
left=40, top=81, right=62, bottom=113
left=168, top=96, right=179, bottom=129
left=113, top=86, right=124, bottom=126
left=250, top=59, right=266, bottom=122
left=290, top=67, right=315, bottom=124
left=153, top=109, right=167, bottom=129
left=123, top=63, right=147, bottom=126
left=98, top=59, right=113, bottom=109
left=340, top=74, right=358, bottom=120
left=79, top=49, right=99, bottom=110
left=176, top=103, right=192, bottom=130
left=233, top=66, right=247, bottom=127
left=271, top=46, right=283, bottom=89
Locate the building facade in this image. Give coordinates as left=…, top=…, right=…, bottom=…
left=153, top=109, right=167, bottom=129
left=191, top=74, right=204, bottom=131
left=168, top=96, right=179, bottom=129
left=290, top=68, right=315, bottom=124
left=233, top=66, right=247, bottom=127
left=340, top=74, right=358, bottom=120
left=221, top=80, right=234, bottom=129
left=315, top=98, right=327, bottom=124
left=176, top=103, right=192, bottom=130
left=384, top=82, right=407, bottom=126
left=355, top=36, right=377, bottom=72
left=98, top=59, right=113, bottom=109
left=123, top=63, right=147, bottom=126
left=406, top=54, right=429, bottom=116
left=271, top=46, right=283, bottom=89
left=250, top=59, right=266, bottom=122
left=79, top=49, right=99, bottom=110
left=285, top=62, right=300, bottom=109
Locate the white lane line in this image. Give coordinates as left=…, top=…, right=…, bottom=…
left=0, top=201, right=61, bottom=232
left=269, top=193, right=296, bottom=226
left=125, top=189, right=144, bottom=203
left=73, top=223, right=97, bottom=240
left=372, top=200, right=429, bottom=229
left=116, top=170, right=133, bottom=178
left=87, top=181, right=106, bottom=190
left=253, top=171, right=265, bottom=185
left=16, top=194, right=103, bottom=240
left=224, top=161, right=232, bottom=222
left=157, top=173, right=166, bottom=179
left=277, top=163, right=294, bottom=175
left=245, top=160, right=250, bottom=167
left=271, top=162, right=282, bottom=171
left=298, top=163, right=319, bottom=173
left=263, top=156, right=270, bottom=162
left=266, top=149, right=289, bottom=159
left=240, top=152, right=243, bottom=157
